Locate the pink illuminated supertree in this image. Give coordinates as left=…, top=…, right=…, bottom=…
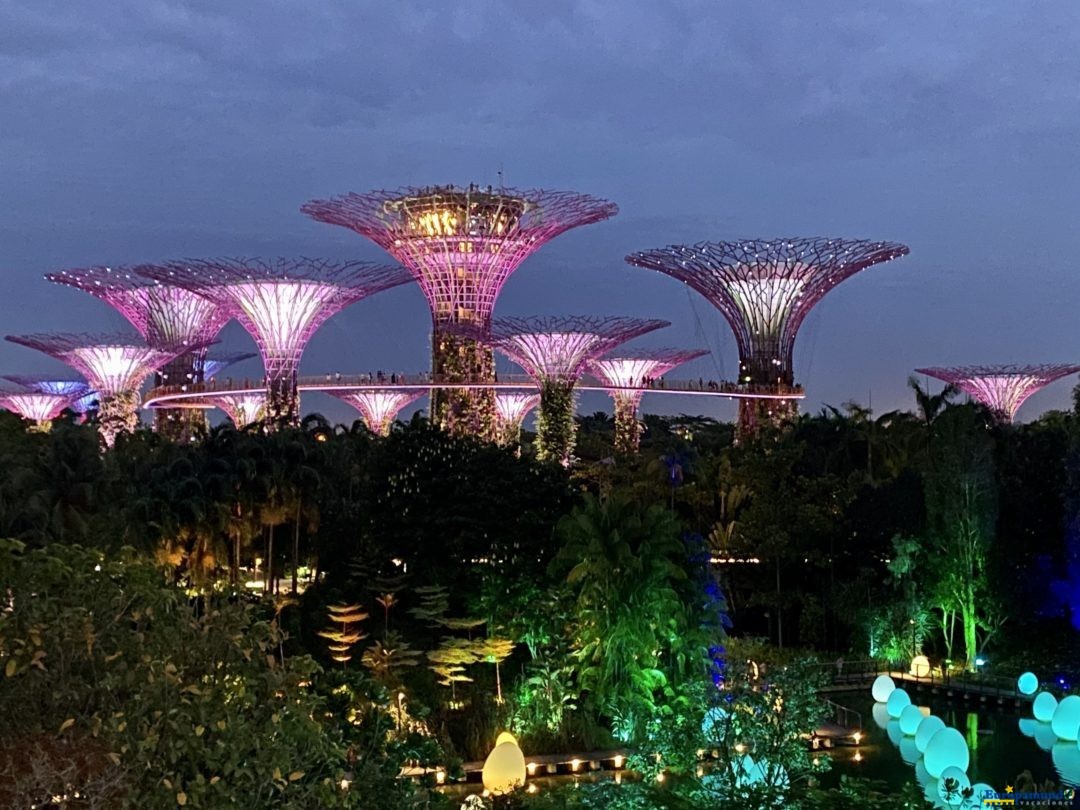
left=207, top=393, right=267, bottom=429
left=589, top=348, right=708, bottom=454
left=5, top=333, right=185, bottom=446
left=201, top=351, right=257, bottom=381
left=494, top=392, right=541, bottom=449
left=626, top=238, right=909, bottom=436
left=136, top=258, right=412, bottom=428
left=915, top=364, right=1080, bottom=423
left=302, top=185, right=618, bottom=440
left=45, top=265, right=231, bottom=440
left=329, top=389, right=425, bottom=436
left=484, top=316, right=669, bottom=464
left=0, top=390, right=78, bottom=432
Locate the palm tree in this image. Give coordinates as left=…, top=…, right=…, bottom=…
left=908, top=375, right=957, bottom=427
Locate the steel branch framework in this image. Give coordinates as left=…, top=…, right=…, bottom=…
left=626, top=237, right=909, bottom=435
left=589, top=348, right=708, bottom=454
left=135, top=258, right=412, bottom=427
left=329, top=389, right=425, bottom=436
left=201, top=352, right=258, bottom=381
left=301, top=185, right=618, bottom=439
left=0, top=392, right=77, bottom=431
left=484, top=315, right=669, bottom=464
left=207, top=393, right=267, bottom=428
left=915, top=364, right=1080, bottom=423
left=4, top=333, right=184, bottom=446
left=494, top=392, right=541, bottom=448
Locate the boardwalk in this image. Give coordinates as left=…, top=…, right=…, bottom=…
left=817, top=659, right=1030, bottom=705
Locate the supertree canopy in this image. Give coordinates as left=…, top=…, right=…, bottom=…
left=485, top=315, right=669, bottom=465
left=5, top=333, right=184, bottom=446
left=201, top=351, right=258, bottom=381
left=626, top=238, right=909, bottom=435
left=0, top=391, right=78, bottom=432
left=2, top=375, right=89, bottom=399
left=207, top=393, right=267, bottom=429
left=45, top=265, right=232, bottom=440
left=589, top=348, right=708, bottom=454
left=136, top=258, right=412, bottom=428
left=301, top=185, right=618, bottom=440
left=915, top=364, right=1080, bottom=423
left=329, top=389, right=425, bottom=436
left=494, top=392, right=541, bottom=448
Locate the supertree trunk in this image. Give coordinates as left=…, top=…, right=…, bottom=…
left=736, top=397, right=799, bottom=442
left=431, top=329, right=496, bottom=441
left=536, top=380, right=576, bottom=466
left=612, top=394, right=644, bottom=456
left=97, top=390, right=141, bottom=447
left=266, top=371, right=300, bottom=429
left=154, top=352, right=209, bottom=441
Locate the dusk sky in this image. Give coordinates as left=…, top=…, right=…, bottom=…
left=4, top=2, right=1080, bottom=426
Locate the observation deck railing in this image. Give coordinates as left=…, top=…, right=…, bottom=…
left=813, top=658, right=1030, bottom=702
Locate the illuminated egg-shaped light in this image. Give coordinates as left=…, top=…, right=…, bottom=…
left=915, top=715, right=946, bottom=754
left=886, top=687, right=911, bottom=719
left=871, top=674, right=896, bottom=703
left=733, top=754, right=765, bottom=787
left=900, top=704, right=925, bottom=736
left=924, top=727, right=969, bottom=778
left=1017, top=672, right=1039, bottom=696
left=922, top=777, right=940, bottom=806
left=936, top=765, right=971, bottom=805
left=701, top=706, right=728, bottom=741
left=482, top=742, right=526, bottom=795
left=1033, top=691, right=1058, bottom=723
left=756, top=760, right=789, bottom=790
left=910, top=655, right=931, bottom=678
left=872, top=701, right=891, bottom=730
left=886, top=720, right=903, bottom=747
left=1018, top=718, right=1037, bottom=738
left=914, top=758, right=932, bottom=787
left=1052, top=741, right=1080, bottom=787
left=899, top=736, right=919, bottom=765
left=494, top=732, right=518, bottom=748
left=969, top=783, right=994, bottom=805
left=1034, top=722, right=1058, bottom=752
left=1051, top=695, right=1080, bottom=740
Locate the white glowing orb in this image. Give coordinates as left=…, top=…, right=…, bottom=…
left=481, top=742, right=526, bottom=795
left=923, top=727, right=969, bottom=778
left=872, top=701, right=891, bottom=730
left=899, top=704, right=925, bottom=736
left=886, top=687, right=911, bottom=719
left=871, top=674, right=896, bottom=703
left=1033, top=691, right=1058, bottom=723
left=494, top=732, right=518, bottom=748
left=1051, top=695, right=1080, bottom=740
left=1017, top=672, right=1039, bottom=696
left=910, top=655, right=931, bottom=677
left=915, top=715, right=946, bottom=754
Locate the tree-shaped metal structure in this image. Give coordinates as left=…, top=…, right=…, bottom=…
left=5, top=333, right=184, bottom=446
left=207, top=393, right=267, bottom=429
left=626, top=238, right=909, bottom=436
left=915, top=364, right=1080, bottom=423
left=484, top=315, right=669, bottom=465
left=494, top=392, right=541, bottom=449
left=329, top=389, right=425, bottom=436
left=302, top=185, right=618, bottom=440
left=45, top=265, right=232, bottom=440
left=136, top=258, right=412, bottom=427
left=0, top=391, right=78, bottom=432
left=589, top=348, right=708, bottom=455
left=201, top=351, right=258, bottom=381
left=2, top=375, right=89, bottom=400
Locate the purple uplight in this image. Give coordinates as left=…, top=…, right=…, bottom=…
left=915, top=364, right=1080, bottom=422
left=329, top=389, right=425, bottom=436
left=136, top=258, right=412, bottom=426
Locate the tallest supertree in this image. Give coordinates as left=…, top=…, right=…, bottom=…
left=626, top=238, right=909, bottom=436
left=302, top=185, right=618, bottom=439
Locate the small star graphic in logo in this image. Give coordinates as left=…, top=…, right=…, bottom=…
left=1004, top=785, right=1014, bottom=793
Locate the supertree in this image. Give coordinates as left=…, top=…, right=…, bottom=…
left=301, top=184, right=618, bottom=440
left=201, top=351, right=258, bottom=381
left=494, top=392, right=541, bottom=449
left=915, top=364, right=1080, bottom=423
left=626, top=238, right=909, bottom=436
left=207, top=393, right=267, bottom=429
left=483, top=315, right=669, bottom=465
left=44, top=265, right=231, bottom=440
left=5, top=333, right=185, bottom=446
left=329, top=389, right=425, bottom=436
left=0, top=390, right=79, bottom=432
left=589, top=348, right=708, bottom=455
left=136, top=258, right=412, bottom=428
left=2, top=375, right=89, bottom=400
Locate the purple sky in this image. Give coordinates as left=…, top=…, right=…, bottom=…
left=3, top=1, right=1080, bottom=426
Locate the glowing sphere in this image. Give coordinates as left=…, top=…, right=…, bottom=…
left=1017, top=672, right=1039, bottom=696
left=969, top=783, right=994, bottom=806
left=1052, top=695, right=1080, bottom=740
left=914, top=758, right=931, bottom=787
left=872, top=701, right=891, bottom=730
left=899, top=736, right=920, bottom=765
left=910, top=655, right=931, bottom=677
left=886, top=720, right=903, bottom=747
left=1034, top=722, right=1058, bottom=751
left=1018, top=718, right=1037, bottom=738
left=936, top=765, right=970, bottom=804
left=922, top=777, right=940, bottom=806
left=481, top=742, right=526, bottom=795
left=1052, top=741, right=1080, bottom=787
left=494, top=732, right=518, bottom=748
left=871, top=674, right=896, bottom=703
left=924, top=727, right=969, bottom=778
left=701, top=706, right=728, bottom=741
left=1033, top=691, right=1058, bottom=723
left=899, top=704, right=925, bottom=736
left=733, top=754, right=765, bottom=786
left=886, top=687, right=911, bottom=719
left=915, top=715, right=946, bottom=753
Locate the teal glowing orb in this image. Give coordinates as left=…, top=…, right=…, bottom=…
left=924, top=727, right=969, bottom=778
left=1033, top=691, right=1058, bottom=723
left=936, top=765, right=970, bottom=804
left=886, top=687, right=911, bottom=719
left=1051, top=695, right=1080, bottom=741
left=1017, top=671, right=1039, bottom=696
left=871, top=674, right=896, bottom=703
left=915, top=715, right=945, bottom=754
left=899, top=704, right=924, bottom=736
